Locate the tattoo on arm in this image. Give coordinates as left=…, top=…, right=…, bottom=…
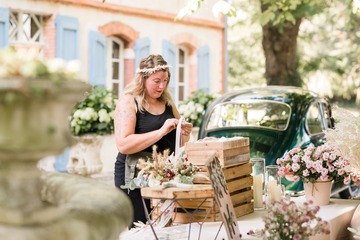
left=115, top=97, right=136, bottom=137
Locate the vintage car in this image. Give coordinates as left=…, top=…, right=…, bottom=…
left=198, top=86, right=337, bottom=192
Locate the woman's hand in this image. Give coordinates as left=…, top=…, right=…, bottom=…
left=160, top=118, right=179, bottom=136
left=181, top=120, right=193, bottom=136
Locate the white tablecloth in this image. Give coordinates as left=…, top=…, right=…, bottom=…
left=120, top=197, right=359, bottom=240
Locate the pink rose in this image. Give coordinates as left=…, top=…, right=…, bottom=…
left=320, top=175, right=329, bottom=181
left=344, top=177, right=351, bottom=185
left=292, top=163, right=300, bottom=172
left=329, top=153, right=337, bottom=161
left=322, top=152, right=329, bottom=160
left=293, top=175, right=300, bottom=182
left=302, top=169, right=310, bottom=177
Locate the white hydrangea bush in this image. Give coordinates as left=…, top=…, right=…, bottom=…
left=69, top=85, right=117, bottom=136
left=178, top=89, right=218, bottom=127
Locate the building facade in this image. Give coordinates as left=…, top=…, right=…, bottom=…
left=0, top=0, right=226, bottom=172
left=0, top=0, right=226, bottom=101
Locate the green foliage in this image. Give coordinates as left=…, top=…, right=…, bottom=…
left=229, top=0, right=360, bottom=102
left=297, top=0, right=360, bottom=100
left=178, top=89, right=218, bottom=127
left=69, top=85, right=118, bottom=136
left=228, top=1, right=266, bottom=89
left=260, top=0, right=328, bottom=28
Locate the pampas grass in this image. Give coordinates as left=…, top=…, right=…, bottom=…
left=325, top=107, right=360, bottom=182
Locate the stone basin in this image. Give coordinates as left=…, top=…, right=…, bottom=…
left=0, top=78, right=132, bottom=239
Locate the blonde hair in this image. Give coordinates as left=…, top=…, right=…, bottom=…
left=124, top=54, right=173, bottom=112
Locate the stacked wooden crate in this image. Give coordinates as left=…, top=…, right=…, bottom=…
left=151, top=137, right=254, bottom=224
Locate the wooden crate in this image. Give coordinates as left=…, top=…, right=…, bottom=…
left=185, top=137, right=250, bottom=168
left=186, top=137, right=251, bottom=184
left=151, top=162, right=254, bottom=223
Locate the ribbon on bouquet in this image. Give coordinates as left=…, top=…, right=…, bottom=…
left=175, top=117, right=184, bottom=156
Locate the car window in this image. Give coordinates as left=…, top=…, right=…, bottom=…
left=306, top=102, right=326, bottom=135
left=205, top=100, right=291, bottom=131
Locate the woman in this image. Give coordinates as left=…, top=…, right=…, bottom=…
left=114, top=54, right=193, bottom=226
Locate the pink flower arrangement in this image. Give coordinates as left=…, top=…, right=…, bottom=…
left=277, top=144, right=360, bottom=185
left=248, top=195, right=330, bottom=239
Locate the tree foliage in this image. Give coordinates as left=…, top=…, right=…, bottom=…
left=259, top=0, right=327, bottom=29
left=227, top=0, right=360, bottom=102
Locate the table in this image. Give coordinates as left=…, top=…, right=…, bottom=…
left=120, top=197, right=359, bottom=240
left=184, top=197, right=359, bottom=240
left=140, top=184, right=217, bottom=240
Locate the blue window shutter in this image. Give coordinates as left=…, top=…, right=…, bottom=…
left=134, top=37, right=150, bottom=71
left=0, top=8, right=9, bottom=49
left=89, top=31, right=107, bottom=86
left=54, top=15, right=79, bottom=172
left=162, top=40, right=177, bottom=97
left=197, top=45, right=210, bottom=93
left=55, top=15, right=79, bottom=60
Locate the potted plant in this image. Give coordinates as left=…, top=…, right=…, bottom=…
left=69, top=85, right=117, bottom=137
left=0, top=46, right=90, bottom=159
left=67, top=85, right=117, bottom=176
left=276, top=144, right=360, bottom=205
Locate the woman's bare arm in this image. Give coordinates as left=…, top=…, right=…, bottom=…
left=114, top=94, right=178, bottom=154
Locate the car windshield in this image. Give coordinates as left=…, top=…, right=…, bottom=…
left=205, top=100, right=291, bottom=131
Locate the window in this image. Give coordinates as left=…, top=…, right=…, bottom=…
left=107, top=37, right=124, bottom=96
left=205, top=101, right=291, bottom=131
left=176, top=47, right=188, bottom=103
left=306, top=102, right=325, bottom=135
left=9, top=11, right=44, bottom=54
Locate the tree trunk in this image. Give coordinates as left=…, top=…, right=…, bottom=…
left=261, top=4, right=302, bottom=86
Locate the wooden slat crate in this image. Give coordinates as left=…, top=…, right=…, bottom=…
left=186, top=137, right=251, bottom=184
left=185, top=137, right=250, bottom=168
left=150, top=162, right=254, bottom=223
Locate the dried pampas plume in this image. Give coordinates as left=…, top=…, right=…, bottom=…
left=325, top=107, right=360, bottom=170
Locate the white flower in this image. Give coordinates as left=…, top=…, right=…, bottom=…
left=98, top=109, right=111, bottom=123
left=178, top=104, right=187, bottom=114
left=0, top=47, right=82, bottom=81
left=102, top=95, right=113, bottom=107
left=190, top=113, right=198, bottom=120
left=46, top=58, right=66, bottom=74
left=73, top=109, right=82, bottom=119
left=195, top=103, right=204, bottom=113
left=81, top=108, right=97, bottom=121
left=70, top=119, right=78, bottom=127
left=19, top=61, right=40, bottom=78
left=109, top=110, right=115, bottom=119
left=66, top=60, right=81, bottom=78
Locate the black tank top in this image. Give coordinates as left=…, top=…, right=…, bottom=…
left=114, top=102, right=176, bottom=187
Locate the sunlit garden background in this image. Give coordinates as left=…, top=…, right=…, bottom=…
left=226, top=0, right=359, bottom=116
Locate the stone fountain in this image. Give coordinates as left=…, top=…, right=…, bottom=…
left=0, top=78, right=132, bottom=239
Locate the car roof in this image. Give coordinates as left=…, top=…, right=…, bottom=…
left=213, top=86, right=319, bottom=106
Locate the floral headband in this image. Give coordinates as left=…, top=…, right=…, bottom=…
left=136, top=64, right=170, bottom=75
